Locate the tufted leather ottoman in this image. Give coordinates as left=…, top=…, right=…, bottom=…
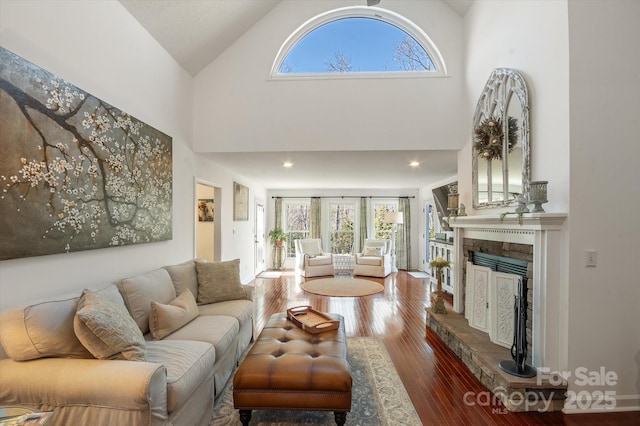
left=233, top=312, right=351, bottom=425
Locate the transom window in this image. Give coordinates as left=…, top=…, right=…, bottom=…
left=271, top=6, right=446, bottom=78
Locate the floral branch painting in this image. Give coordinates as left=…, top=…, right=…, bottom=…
left=0, top=46, right=172, bottom=261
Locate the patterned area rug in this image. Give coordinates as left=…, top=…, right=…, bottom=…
left=301, top=278, right=384, bottom=297
left=211, top=337, right=421, bottom=425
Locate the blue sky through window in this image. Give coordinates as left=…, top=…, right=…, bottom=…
left=280, top=17, right=434, bottom=73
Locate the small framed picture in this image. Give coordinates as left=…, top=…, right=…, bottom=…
left=233, top=182, right=249, bottom=221
left=198, top=199, right=214, bottom=222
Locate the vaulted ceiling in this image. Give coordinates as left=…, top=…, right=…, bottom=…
left=118, top=0, right=473, bottom=189
left=120, top=0, right=473, bottom=76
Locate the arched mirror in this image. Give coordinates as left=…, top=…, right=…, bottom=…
left=472, top=68, right=530, bottom=209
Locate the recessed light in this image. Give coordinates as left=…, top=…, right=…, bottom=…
left=409, top=161, right=420, bottom=167
left=283, top=161, right=293, bottom=168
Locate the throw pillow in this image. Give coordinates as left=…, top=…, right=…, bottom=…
left=164, top=260, right=200, bottom=298
left=74, top=289, right=147, bottom=361
left=364, top=247, right=382, bottom=256
left=149, top=289, right=199, bottom=340
left=195, top=259, right=247, bottom=304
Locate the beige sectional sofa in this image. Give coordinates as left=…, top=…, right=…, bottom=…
left=0, top=259, right=254, bottom=426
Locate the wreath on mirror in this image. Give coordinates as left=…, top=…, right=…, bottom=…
left=474, top=116, right=519, bottom=161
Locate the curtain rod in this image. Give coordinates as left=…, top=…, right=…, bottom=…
left=271, top=196, right=415, bottom=199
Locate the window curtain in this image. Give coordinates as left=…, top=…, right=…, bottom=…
left=359, top=197, right=368, bottom=252
left=309, top=197, right=321, bottom=239
left=396, top=197, right=411, bottom=270
left=274, top=197, right=282, bottom=230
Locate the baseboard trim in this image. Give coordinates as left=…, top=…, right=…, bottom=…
left=561, top=394, right=640, bottom=414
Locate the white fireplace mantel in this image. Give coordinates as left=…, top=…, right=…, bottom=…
left=447, top=212, right=567, bottom=230
left=448, top=212, right=568, bottom=371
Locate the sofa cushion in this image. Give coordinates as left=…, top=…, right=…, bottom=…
left=197, top=299, right=253, bottom=332
left=0, top=284, right=122, bottom=361
left=307, top=254, right=332, bottom=266
left=118, top=268, right=176, bottom=334
left=150, top=290, right=199, bottom=340
left=357, top=256, right=383, bottom=266
left=146, top=340, right=216, bottom=414
left=74, top=289, right=147, bottom=361
left=195, top=259, right=246, bottom=304
left=164, top=259, right=199, bottom=300
left=161, top=315, right=239, bottom=359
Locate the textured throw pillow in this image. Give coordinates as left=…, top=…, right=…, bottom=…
left=364, top=247, right=382, bottom=256
left=195, top=259, right=246, bottom=304
left=74, top=289, right=146, bottom=361
left=164, top=260, right=200, bottom=298
left=150, top=290, right=199, bottom=340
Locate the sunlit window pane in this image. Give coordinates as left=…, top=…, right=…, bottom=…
left=284, top=202, right=310, bottom=256
left=329, top=203, right=355, bottom=254
left=279, top=17, right=435, bottom=74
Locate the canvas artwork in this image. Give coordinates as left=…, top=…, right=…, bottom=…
left=233, top=182, right=249, bottom=221
left=0, top=46, right=173, bottom=261
left=198, top=199, right=214, bottom=222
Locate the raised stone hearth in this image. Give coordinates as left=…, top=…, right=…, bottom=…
left=426, top=308, right=567, bottom=412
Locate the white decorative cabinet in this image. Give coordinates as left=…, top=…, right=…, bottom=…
left=465, top=262, right=519, bottom=349
left=429, top=239, right=454, bottom=294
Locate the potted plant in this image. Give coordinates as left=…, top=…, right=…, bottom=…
left=268, top=228, right=288, bottom=246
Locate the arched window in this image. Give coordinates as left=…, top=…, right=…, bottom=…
left=271, top=6, right=446, bottom=78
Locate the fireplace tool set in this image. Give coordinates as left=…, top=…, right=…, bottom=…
left=499, top=276, right=536, bottom=378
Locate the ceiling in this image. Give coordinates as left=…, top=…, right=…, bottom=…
left=202, top=150, right=458, bottom=190
left=119, top=0, right=472, bottom=190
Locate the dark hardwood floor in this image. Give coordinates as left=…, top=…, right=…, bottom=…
left=251, top=270, right=639, bottom=425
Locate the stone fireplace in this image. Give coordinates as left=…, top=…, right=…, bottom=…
left=449, top=213, right=567, bottom=371
left=424, top=213, right=569, bottom=411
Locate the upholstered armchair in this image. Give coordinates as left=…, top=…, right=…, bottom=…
left=294, top=238, right=334, bottom=277
left=353, top=239, right=392, bottom=277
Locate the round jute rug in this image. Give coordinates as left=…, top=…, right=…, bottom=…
left=301, top=277, right=384, bottom=297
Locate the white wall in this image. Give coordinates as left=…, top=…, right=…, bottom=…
left=567, top=0, right=640, bottom=412
left=462, top=0, right=570, bottom=214
left=193, top=0, right=465, bottom=154
left=464, top=0, right=640, bottom=412
left=0, top=0, right=195, bottom=310
left=464, top=1, right=571, bottom=382
left=464, top=1, right=571, bottom=375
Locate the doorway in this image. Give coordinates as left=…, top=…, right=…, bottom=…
left=195, top=181, right=221, bottom=262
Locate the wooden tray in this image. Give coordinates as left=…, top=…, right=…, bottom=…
left=286, top=306, right=340, bottom=334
